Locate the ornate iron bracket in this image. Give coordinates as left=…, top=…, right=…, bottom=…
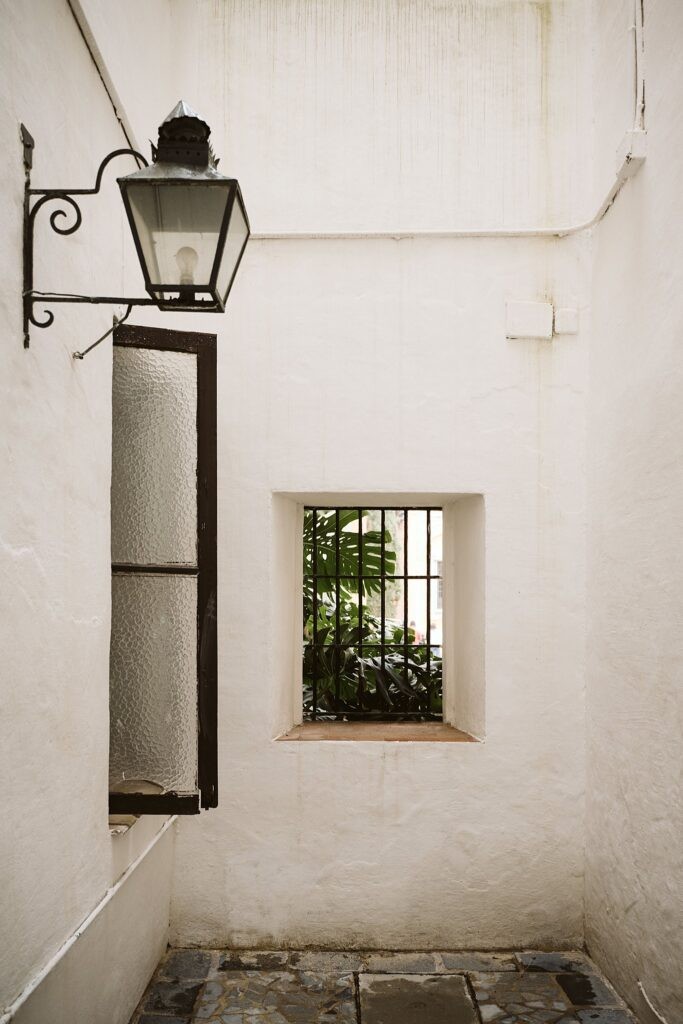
left=22, top=124, right=155, bottom=349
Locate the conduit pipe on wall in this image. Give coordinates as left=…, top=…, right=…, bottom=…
left=0, top=818, right=176, bottom=1024
left=632, top=0, right=646, bottom=131
left=250, top=167, right=637, bottom=241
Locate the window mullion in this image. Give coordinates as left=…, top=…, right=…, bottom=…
left=112, top=563, right=198, bottom=575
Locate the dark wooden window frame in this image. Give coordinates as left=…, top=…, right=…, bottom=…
left=109, top=323, right=217, bottom=815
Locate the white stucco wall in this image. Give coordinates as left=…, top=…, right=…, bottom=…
left=197, top=0, right=591, bottom=234
left=166, top=231, right=588, bottom=949
left=0, top=2, right=177, bottom=1019
left=585, top=1, right=683, bottom=1019
left=11, top=824, right=174, bottom=1024
left=161, top=0, right=590, bottom=952
left=71, top=0, right=204, bottom=154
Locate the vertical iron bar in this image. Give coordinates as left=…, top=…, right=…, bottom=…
left=403, top=510, right=408, bottom=691
left=358, top=508, right=363, bottom=698
left=335, top=508, right=341, bottom=713
left=381, top=510, right=386, bottom=685
left=22, top=134, right=33, bottom=350
left=426, top=509, right=432, bottom=716
left=312, top=509, right=318, bottom=721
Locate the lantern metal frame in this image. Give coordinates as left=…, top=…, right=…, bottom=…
left=20, top=114, right=250, bottom=351
left=117, top=175, right=249, bottom=314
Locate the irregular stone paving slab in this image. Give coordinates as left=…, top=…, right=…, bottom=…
left=556, top=974, right=620, bottom=1008
left=439, top=952, right=517, bottom=973
left=143, top=979, right=203, bottom=1016
left=577, top=1010, right=635, bottom=1024
left=288, top=950, right=367, bottom=973
left=129, top=950, right=636, bottom=1024
left=139, top=1016, right=191, bottom=1024
left=364, top=952, right=441, bottom=973
left=359, top=973, right=478, bottom=1024
left=470, top=971, right=575, bottom=1023
left=218, top=950, right=291, bottom=972
left=162, top=949, right=214, bottom=979
left=193, top=970, right=356, bottom=1022
left=518, top=953, right=594, bottom=975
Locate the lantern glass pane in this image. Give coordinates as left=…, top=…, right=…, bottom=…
left=126, top=182, right=230, bottom=289
left=216, top=195, right=249, bottom=302
left=109, top=574, right=198, bottom=794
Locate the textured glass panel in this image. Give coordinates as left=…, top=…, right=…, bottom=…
left=112, top=347, right=197, bottom=565
left=109, top=574, right=197, bottom=793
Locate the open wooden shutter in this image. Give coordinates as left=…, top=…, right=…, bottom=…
left=108, top=324, right=217, bottom=814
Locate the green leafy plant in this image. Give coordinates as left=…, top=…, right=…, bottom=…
left=303, top=509, right=442, bottom=720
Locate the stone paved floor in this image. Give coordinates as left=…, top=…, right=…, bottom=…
left=129, top=949, right=639, bottom=1024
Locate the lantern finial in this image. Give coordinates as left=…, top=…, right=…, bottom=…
left=163, top=100, right=203, bottom=123
left=155, top=101, right=213, bottom=167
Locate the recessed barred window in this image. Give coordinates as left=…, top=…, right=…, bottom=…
left=303, top=507, right=443, bottom=721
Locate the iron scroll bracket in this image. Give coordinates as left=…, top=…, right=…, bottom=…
left=22, top=123, right=152, bottom=349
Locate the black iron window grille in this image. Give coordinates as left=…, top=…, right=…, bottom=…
left=303, top=507, right=443, bottom=721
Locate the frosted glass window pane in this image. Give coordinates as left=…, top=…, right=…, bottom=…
left=109, top=574, right=197, bottom=793
left=112, top=347, right=197, bottom=565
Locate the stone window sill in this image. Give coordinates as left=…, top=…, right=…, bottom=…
left=108, top=814, right=138, bottom=836
left=277, top=722, right=478, bottom=742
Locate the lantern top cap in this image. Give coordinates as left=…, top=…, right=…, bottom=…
left=162, top=100, right=207, bottom=127
left=154, top=101, right=215, bottom=168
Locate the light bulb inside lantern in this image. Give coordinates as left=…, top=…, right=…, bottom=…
left=176, top=246, right=199, bottom=286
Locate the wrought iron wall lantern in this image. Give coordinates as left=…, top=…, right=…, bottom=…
left=22, top=101, right=250, bottom=352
